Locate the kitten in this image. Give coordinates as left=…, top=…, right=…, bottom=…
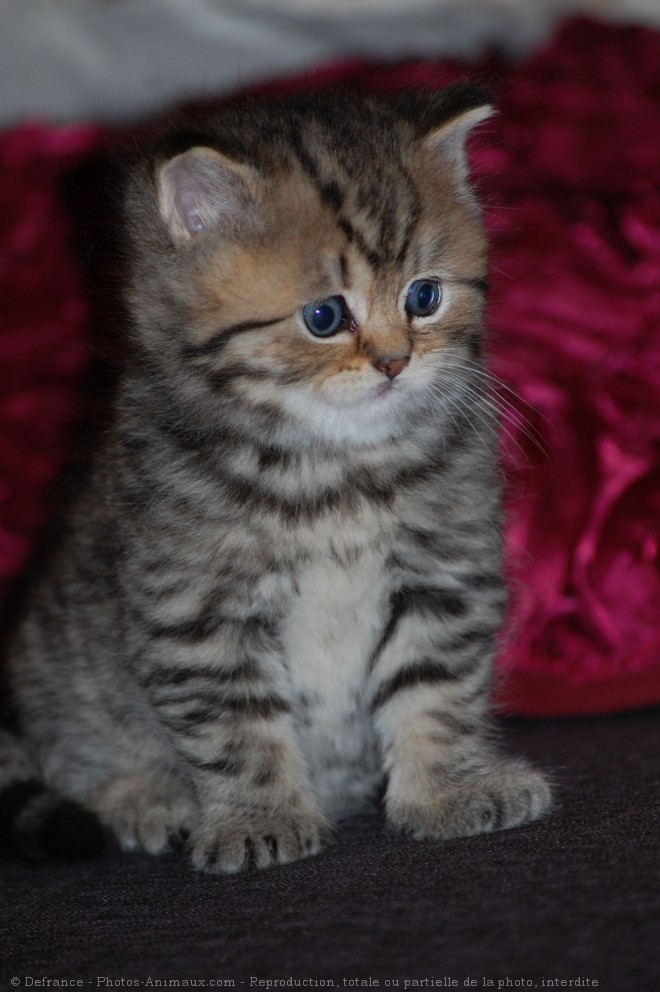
left=0, top=84, right=551, bottom=872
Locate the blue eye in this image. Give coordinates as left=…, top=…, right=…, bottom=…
left=302, top=296, right=346, bottom=337
left=405, top=279, right=441, bottom=317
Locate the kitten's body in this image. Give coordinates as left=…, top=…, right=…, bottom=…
left=1, top=86, right=551, bottom=871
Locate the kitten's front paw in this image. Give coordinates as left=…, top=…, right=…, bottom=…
left=387, top=759, right=551, bottom=841
left=190, top=805, right=327, bottom=874
left=92, top=772, right=198, bottom=855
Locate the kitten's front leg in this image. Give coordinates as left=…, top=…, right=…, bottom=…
left=187, top=720, right=327, bottom=874
left=370, top=577, right=551, bottom=840
left=144, top=623, right=327, bottom=874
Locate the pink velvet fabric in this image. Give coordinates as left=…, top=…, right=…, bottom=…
left=1, top=18, right=659, bottom=715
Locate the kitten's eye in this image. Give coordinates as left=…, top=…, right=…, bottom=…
left=405, top=279, right=442, bottom=317
left=302, top=296, right=346, bottom=337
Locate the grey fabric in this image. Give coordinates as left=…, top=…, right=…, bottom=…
left=2, top=707, right=659, bottom=988
left=2, top=0, right=660, bottom=126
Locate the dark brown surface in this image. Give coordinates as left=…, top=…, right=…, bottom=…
left=2, top=708, right=659, bottom=989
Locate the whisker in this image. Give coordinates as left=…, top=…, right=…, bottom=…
left=425, top=370, right=542, bottom=468
left=420, top=384, right=462, bottom=441
left=432, top=357, right=550, bottom=461
left=454, top=385, right=533, bottom=466
left=422, top=378, right=498, bottom=460
left=449, top=354, right=553, bottom=429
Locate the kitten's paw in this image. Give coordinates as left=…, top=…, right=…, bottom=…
left=92, top=773, right=198, bottom=855
left=190, top=806, right=327, bottom=874
left=387, top=759, right=552, bottom=841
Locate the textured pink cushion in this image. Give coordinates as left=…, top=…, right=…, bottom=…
left=1, top=18, right=659, bottom=715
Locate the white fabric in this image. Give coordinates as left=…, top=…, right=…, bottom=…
left=1, top=0, right=659, bottom=126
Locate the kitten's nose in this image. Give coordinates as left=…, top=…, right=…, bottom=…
left=373, top=355, right=410, bottom=380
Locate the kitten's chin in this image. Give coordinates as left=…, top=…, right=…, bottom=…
left=279, top=384, right=419, bottom=449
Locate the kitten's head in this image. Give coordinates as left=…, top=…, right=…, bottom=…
left=125, top=84, right=493, bottom=449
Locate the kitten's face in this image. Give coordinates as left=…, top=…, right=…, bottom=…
left=141, top=90, right=491, bottom=449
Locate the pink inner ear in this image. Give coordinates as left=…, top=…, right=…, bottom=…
left=174, top=171, right=208, bottom=233
left=162, top=148, right=246, bottom=238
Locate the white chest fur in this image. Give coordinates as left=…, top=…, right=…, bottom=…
left=282, top=546, right=390, bottom=817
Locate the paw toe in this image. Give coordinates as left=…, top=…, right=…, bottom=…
left=92, top=774, right=197, bottom=856
left=190, top=812, right=325, bottom=874
left=388, top=759, right=552, bottom=841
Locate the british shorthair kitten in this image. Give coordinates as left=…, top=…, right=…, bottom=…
left=0, top=84, right=551, bottom=872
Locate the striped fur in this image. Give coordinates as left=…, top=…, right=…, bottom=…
left=1, top=85, right=550, bottom=872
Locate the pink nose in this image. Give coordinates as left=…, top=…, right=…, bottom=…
left=373, top=355, right=410, bottom=380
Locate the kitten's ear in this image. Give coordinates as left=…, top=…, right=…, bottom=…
left=401, top=84, right=494, bottom=179
left=157, top=146, right=260, bottom=244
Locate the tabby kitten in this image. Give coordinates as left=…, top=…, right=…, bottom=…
left=0, top=84, right=551, bottom=872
